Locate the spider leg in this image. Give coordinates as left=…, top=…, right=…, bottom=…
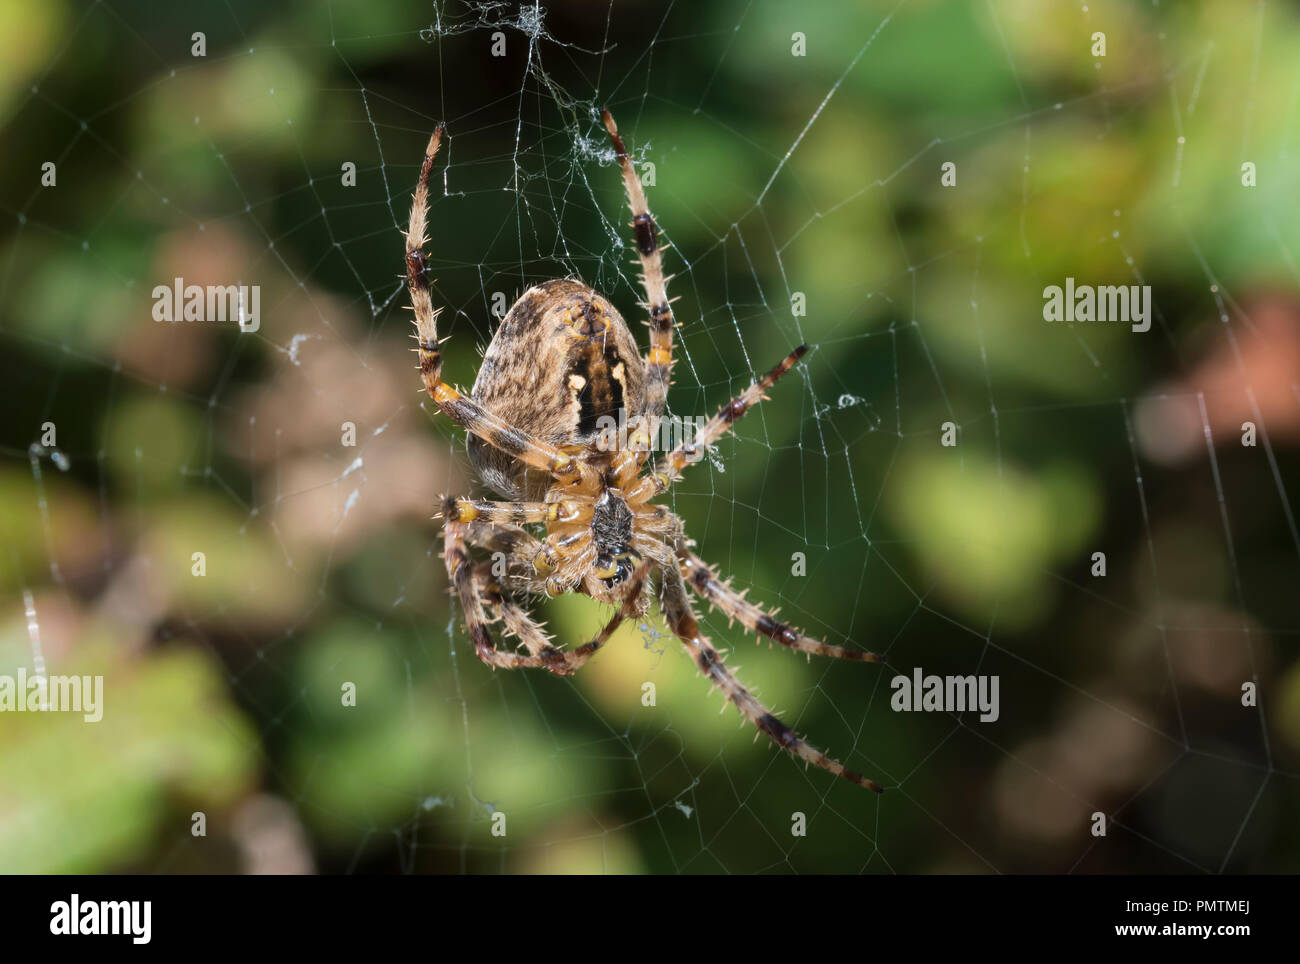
left=473, top=562, right=559, bottom=657
left=660, top=566, right=882, bottom=793
left=570, top=560, right=651, bottom=665
left=602, top=108, right=676, bottom=427
left=679, top=551, right=879, bottom=662
left=405, top=125, right=596, bottom=488
left=446, top=522, right=574, bottom=676
left=442, top=495, right=593, bottom=527
left=405, top=126, right=445, bottom=385
left=451, top=504, right=600, bottom=599
left=456, top=514, right=585, bottom=599
left=652, top=345, right=808, bottom=491
left=457, top=516, right=546, bottom=578
left=431, top=388, right=598, bottom=487
left=447, top=525, right=650, bottom=677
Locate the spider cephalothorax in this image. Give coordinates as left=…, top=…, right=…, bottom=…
left=407, top=111, right=883, bottom=792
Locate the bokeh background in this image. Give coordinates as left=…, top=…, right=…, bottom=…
left=2, top=0, right=1299, bottom=874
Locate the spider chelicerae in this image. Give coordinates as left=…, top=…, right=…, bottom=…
left=406, top=109, right=881, bottom=792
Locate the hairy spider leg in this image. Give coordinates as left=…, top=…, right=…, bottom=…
left=648, top=344, right=809, bottom=496
left=405, top=124, right=596, bottom=488
left=602, top=108, right=678, bottom=439
left=679, top=551, right=880, bottom=663
left=660, top=566, right=883, bottom=792
left=446, top=521, right=648, bottom=676
left=442, top=495, right=594, bottom=527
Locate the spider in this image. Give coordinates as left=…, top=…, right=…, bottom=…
left=405, top=110, right=882, bottom=792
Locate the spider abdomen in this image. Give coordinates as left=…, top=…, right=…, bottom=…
left=469, top=278, right=645, bottom=501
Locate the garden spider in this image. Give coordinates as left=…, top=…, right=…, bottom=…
left=407, top=110, right=882, bottom=792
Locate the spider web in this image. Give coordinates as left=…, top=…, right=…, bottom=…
left=2, top=0, right=1299, bottom=874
